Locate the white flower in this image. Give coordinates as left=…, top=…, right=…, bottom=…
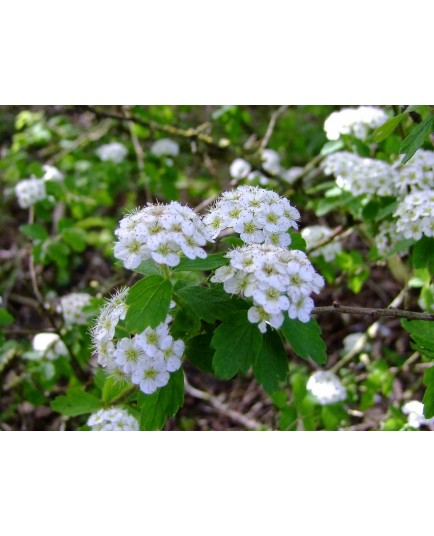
left=212, top=243, right=324, bottom=331
left=150, top=138, right=180, bottom=157
left=114, top=202, right=213, bottom=270
left=114, top=337, right=145, bottom=375
left=306, top=371, right=347, bottom=405
left=301, top=225, right=342, bottom=262
left=96, top=142, right=128, bottom=163
left=324, top=106, right=388, bottom=141
left=402, top=400, right=434, bottom=429
left=131, top=356, right=170, bottom=394
left=394, top=190, right=434, bottom=241
left=229, top=158, right=251, bottom=179
left=15, top=178, right=46, bottom=208
left=87, top=408, right=139, bottom=431
left=261, top=149, right=281, bottom=175
left=32, top=332, right=67, bottom=361
left=42, top=164, right=64, bottom=182
left=59, top=292, right=92, bottom=326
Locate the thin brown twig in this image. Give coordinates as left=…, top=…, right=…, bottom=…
left=184, top=377, right=265, bottom=430
left=259, top=105, right=289, bottom=151
left=313, top=302, right=434, bottom=321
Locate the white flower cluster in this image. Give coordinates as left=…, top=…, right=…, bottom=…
left=261, top=149, right=281, bottom=175
left=15, top=178, right=46, bottom=208
left=211, top=244, right=324, bottom=332
left=96, top=142, right=128, bottom=163
left=394, top=190, right=434, bottom=241
left=374, top=220, right=401, bottom=254
left=229, top=151, right=299, bottom=186
left=204, top=186, right=300, bottom=247
left=150, top=138, right=180, bottom=157
left=324, top=106, right=388, bottom=141
left=91, top=289, right=184, bottom=395
left=32, top=332, right=68, bottom=361
left=301, top=225, right=342, bottom=262
left=59, top=292, right=92, bottom=326
left=91, top=288, right=129, bottom=367
left=402, top=400, right=434, bottom=429
left=323, top=151, right=397, bottom=197
left=229, top=158, right=252, bottom=180
left=114, top=202, right=213, bottom=269
left=87, top=408, right=139, bottom=431
left=306, top=371, right=347, bottom=405
left=393, top=150, right=434, bottom=194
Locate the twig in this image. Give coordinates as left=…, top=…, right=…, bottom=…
left=184, top=377, right=265, bottom=430
left=122, top=105, right=153, bottom=202
left=259, top=105, right=289, bottom=151
left=85, top=105, right=230, bottom=150
left=313, top=303, right=434, bottom=321
left=306, top=225, right=349, bottom=254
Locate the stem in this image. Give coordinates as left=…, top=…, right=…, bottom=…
left=313, top=303, right=434, bottom=321
left=109, top=384, right=138, bottom=406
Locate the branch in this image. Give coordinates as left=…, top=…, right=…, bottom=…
left=184, top=377, right=265, bottom=430
left=313, top=302, right=434, bottom=321
left=84, top=105, right=230, bottom=150
left=259, top=105, right=289, bottom=151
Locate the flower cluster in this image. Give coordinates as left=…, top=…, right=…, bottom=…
left=150, top=138, right=180, bottom=157
left=324, top=106, right=388, bottom=141
left=203, top=186, right=300, bottom=247
left=402, top=400, right=434, bottom=429
left=306, top=371, right=347, bottom=405
left=323, top=151, right=397, bottom=197
left=32, top=332, right=68, bottom=361
left=211, top=244, right=324, bottom=331
left=91, top=288, right=129, bottom=367
left=374, top=220, right=401, bottom=254
left=91, top=289, right=184, bottom=395
left=114, top=202, right=213, bottom=269
left=229, top=158, right=252, bottom=180
left=394, top=190, right=434, bottom=241
left=96, top=142, right=128, bottom=163
left=42, top=164, right=64, bottom=182
left=87, top=408, right=139, bottom=431
left=59, top=292, right=92, bottom=326
left=301, top=225, right=342, bottom=262
left=15, top=178, right=46, bottom=208
left=393, top=150, right=434, bottom=194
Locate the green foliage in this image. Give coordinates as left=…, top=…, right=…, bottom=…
left=211, top=311, right=263, bottom=379
left=400, top=115, right=434, bottom=164
left=173, top=253, right=229, bottom=272
left=50, top=388, right=101, bottom=417
left=280, top=316, right=327, bottom=365
left=412, top=237, right=434, bottom=273
left=401, top=319, right=434, bottom=359
left=372, top=113, right=405, bottom=143
left=422, top=367, right=434, bottom=419
left=174, top=285, right=247, bottom=323
left=19, top=223, right=48, bottom=241
left=253, top=330, right=288, bottom=394
left=185, top=333, right=214, bottom=373
left=138, top=369, right=184, bottom=430
left=0, top=308, right=14, bottom=326
left=125, top=276, right=173, bottom=331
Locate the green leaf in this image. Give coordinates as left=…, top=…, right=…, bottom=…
left=185, top=333, right=214, bottom=373
left=62, top=227, right=87, bottom=252
left=211, top=311, right=263, bottom=379
left=125, top=276, right=173, bottom=332
left=171, top=306, right=201, bottom=339
left=280, top=316, right=327, bottom=365
left=401, top=319, right=434, bottom=359
left=173, top=253, right=229, bottom=272
left=372, top=113, right=405, bottom=143
left=102, top=376, right=132, bottom=404
left=138, top=369, right=184, bottom=430
left=320, top=139, right=344, bottom=156
left=220, top=236, right=244, bottom=247
left=422, top=366, right=434, bottom=419
left=0, top=308, right=14, bottom=326
left=399, top=115, right=434, bottom=164
left=51, top=388, right=101, bottom=417
left=288, top=231, right=306, bottom=252
left=46, top=241, right=70, bottom=267
left=175, top=285, right=247, bottom=324
left=412, top=236, right=434, bottom=272
left=19, top=223, right=48, bottom=241
left=45, top=180, right=63, bottom=198
left=253, top=330, right=288, bottom=394
left=134, top=259, right=162, bottom=276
